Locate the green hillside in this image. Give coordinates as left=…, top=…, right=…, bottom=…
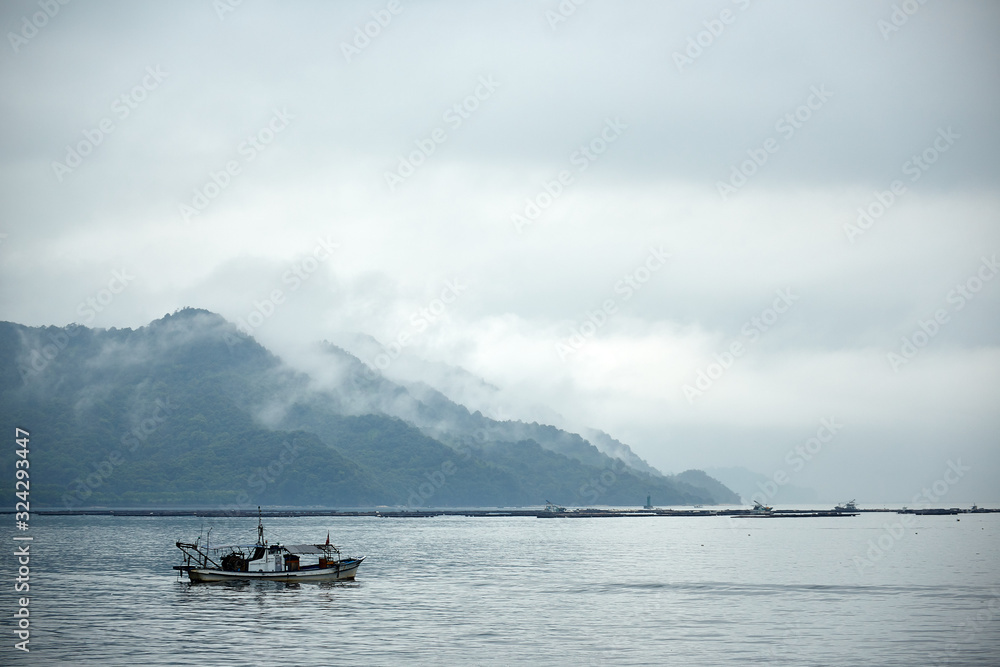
left=0, top=309, right=736, bottom=508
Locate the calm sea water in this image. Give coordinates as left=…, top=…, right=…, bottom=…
left=1, top=511, right=998, bottom=666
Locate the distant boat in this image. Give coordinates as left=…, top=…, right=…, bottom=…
left=834, top=499, right=858, bottom=512
left=174, top=512, right=364, bottom=583
left=752, top=500, right=773, bottom=513
left=544, top=500, right=567, bottom=513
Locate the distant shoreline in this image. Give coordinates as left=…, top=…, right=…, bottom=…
left=5, top=506, right=997, bottom=518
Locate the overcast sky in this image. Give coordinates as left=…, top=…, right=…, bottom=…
left=2, top=0, right=998, bottom=502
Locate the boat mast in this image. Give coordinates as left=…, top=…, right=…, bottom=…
left=257, top=506, right=264, bottom=545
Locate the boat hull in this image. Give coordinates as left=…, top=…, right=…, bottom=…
left=186, top=558, right=363, bottom=583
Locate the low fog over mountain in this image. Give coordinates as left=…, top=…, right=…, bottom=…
left=0, top=309, right=737, bottom=508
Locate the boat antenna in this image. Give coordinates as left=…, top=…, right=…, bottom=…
left=257, top=506, right=264, bottom=545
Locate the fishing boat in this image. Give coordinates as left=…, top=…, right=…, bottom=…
left=752, top=500, right=773, bottom=513
left=834, top=499, right=858, bottom=512
left=544, top=500, right=567, bottom=513
left=174, top=512, right=364, bottom=583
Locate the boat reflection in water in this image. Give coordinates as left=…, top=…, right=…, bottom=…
left=174, top=511, right=364, bottom=583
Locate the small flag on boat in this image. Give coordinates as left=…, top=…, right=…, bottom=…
left=326, top=531, right=330, bottom=546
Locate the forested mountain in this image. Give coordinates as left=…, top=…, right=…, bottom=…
left=0, top=309, right=738, bottom=508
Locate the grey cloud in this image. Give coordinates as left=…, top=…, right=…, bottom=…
left=1, top=0, right=998, bottom=502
